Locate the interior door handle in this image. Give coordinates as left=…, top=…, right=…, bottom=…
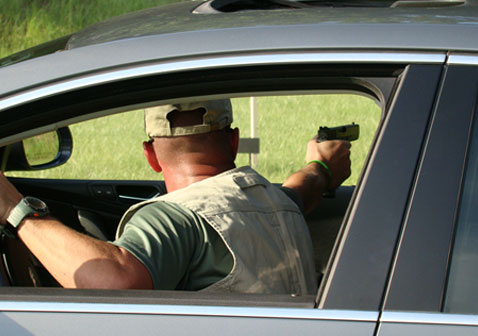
left=118, top=193, right=160, bottom=202
left=116, top=184, right=163, bottom=202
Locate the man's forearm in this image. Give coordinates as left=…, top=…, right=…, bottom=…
left=282, top=162, right=329, bottom=215
left=0, top=172, right=152, bottom=289
left=17, top=217, right=152, bottom=289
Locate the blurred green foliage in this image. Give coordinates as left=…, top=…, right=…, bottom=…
left=0, top=0, right=182, bottom=57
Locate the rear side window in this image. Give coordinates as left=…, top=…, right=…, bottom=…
left=444, top=107, right=478, bottom=314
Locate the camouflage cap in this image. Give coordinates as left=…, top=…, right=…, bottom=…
left=145, top=99, right=233, bottom=137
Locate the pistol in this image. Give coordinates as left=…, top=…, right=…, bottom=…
left=317, top=123, right=359, bottom=142
left=316, top=123, right=359, bottom=198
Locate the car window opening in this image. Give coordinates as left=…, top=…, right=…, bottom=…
left=2, top=93, right=382, bottom=297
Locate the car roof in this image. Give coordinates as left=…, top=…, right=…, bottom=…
left=3, top=0, right=478, bottom=62
left=64, top=0, right=478, bottom=50
left=1, top=0, right=478, bottom=103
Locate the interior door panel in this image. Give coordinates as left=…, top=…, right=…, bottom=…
left=4, top=176, right=353, bottom=287
left=8, top=178, right=167, bottom=239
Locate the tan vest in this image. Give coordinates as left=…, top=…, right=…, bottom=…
left=117, top=167, right=317, bottom=295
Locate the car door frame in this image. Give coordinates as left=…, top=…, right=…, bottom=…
left=318, top=62, right=445, bottom=312
left=0, top=49, right=446, bottom=334
left=380, top=53, right=478, bottom=334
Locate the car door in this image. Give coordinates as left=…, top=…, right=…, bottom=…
left=0, top=48, right=444, bottom=335
left=378, top=54, right=478, bottom=335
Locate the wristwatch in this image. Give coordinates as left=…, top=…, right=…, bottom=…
left=3, top=197, right=49, bottom=238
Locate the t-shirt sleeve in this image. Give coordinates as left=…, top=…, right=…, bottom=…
left=111, top=201, right=203, bottom=290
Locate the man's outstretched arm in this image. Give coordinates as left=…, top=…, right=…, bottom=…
left=282, top=137, right=351, bottom=214
left=0, top=172, right=153, bottom=289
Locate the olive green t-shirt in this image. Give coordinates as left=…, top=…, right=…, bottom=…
left=112, top=201, right=233, bottom=290
left=112, top=187, right=304, bottom=290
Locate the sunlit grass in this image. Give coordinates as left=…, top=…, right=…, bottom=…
left=0, top=0, right=181, bottom=58
left=12, top=95, right=381, bottom=185
left=233, top=95, right=380, bottom=183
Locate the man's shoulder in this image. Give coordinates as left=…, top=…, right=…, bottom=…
left=134, top=200, right=199, bottom=224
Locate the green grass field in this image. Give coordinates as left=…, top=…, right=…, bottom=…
left=0, top=0, right=180, bottom=58
left=15, top=95, right=381, bottom=184
left=3, top=1, right=382, bottom=185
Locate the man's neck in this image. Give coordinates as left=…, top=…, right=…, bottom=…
left=162, top=163, right=235, bottom=192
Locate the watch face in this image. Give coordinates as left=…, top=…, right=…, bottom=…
left=24, top=196, right=47, bottom=212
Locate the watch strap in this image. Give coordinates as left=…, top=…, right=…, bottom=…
left=7, top=199, right=32, bottom=228
left=6, top=197, right=49, bottom=228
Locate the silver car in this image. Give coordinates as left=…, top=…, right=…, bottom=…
left=1, top=0, right=478, bottom=334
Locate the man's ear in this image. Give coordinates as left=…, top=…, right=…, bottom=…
left=230, top=127, right=240, bottom=160
left=143, top=140, right=162, bottom=173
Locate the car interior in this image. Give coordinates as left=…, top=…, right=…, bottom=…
left=0, top=63, right=401, bottom=307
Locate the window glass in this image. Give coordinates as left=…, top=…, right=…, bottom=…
left=9, top=94, right=381, bottom=184
left=444, top=110, right=478, bottom=314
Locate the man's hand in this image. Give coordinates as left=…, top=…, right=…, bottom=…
left=305, top=136, right=351, bottom=190
left=0, top=172, right=23, bottom=225
left=283, top=136, right=351, bottom=214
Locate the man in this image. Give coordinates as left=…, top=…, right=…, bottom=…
left=0, top=99, right=351, bottom=294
